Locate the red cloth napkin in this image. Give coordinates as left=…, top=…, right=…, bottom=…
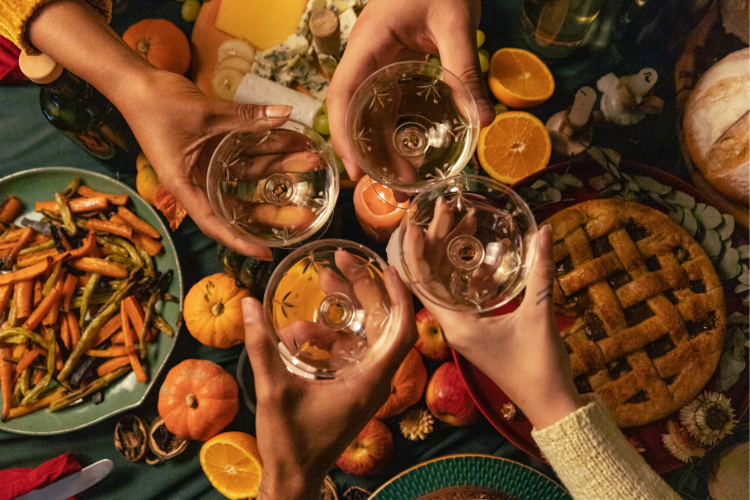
left=0, top=453, right=82, bottom=500
left=0, top=35, right=29, bottom=86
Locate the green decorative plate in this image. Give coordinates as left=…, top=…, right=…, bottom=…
left=0, top=167, right=183, bottom=435
left=369, top=454, right=571, bottom=499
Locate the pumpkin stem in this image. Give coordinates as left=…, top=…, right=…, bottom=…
left=136, top=40, right=150, bottom=55
left=211, top=302, right=225, bottom=317
left=185, top=393, right=197, bottom=408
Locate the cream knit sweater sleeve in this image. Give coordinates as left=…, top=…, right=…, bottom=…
left=531, top=396, right=681, bottom=500
left=0, top=0, right=112, bottom=54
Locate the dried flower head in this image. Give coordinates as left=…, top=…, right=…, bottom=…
left=502, top=402, right=519, bottom=420
left=679, top=391, right=736, bottom=446
left=662, top=420, right=706, bottom=462
left=400, top=407, right=434, bottom=441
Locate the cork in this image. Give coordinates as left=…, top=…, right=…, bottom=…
left=18, top=52, right=63, bottom=84
left=309, top=9, right=341, bottom=56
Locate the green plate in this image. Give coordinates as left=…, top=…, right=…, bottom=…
left=370, top=454, right=571, bottom=500
left=0, top=167, right=183, bottom=435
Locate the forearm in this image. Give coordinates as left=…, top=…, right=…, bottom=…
left=256, top=468, right=326, bottom=500
left=532, top=396, right=681, bottom=500
left=25, top=0, right=155, bottom=111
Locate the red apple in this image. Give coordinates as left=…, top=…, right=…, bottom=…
left=426, top=361, right=480, bottom=427
left=336, top=418, right=393, bottom=477
left=414, top=307, right=450, bottom=360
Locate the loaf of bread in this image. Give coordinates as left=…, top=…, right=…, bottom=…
left=684, top=48, right=749, bottom=205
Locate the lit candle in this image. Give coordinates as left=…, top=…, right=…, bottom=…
left=353, top=176, right=409, bottom=243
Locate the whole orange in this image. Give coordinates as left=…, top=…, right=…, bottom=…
left=122, top=19, right=191, bottom=75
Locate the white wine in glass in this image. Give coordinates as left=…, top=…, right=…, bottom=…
left=263, top=239, right=399, bottom=379
left=395, top=175, right=538, bottom=313
left=207, top=117, right=339, bottom=247
left=346, top=61, right=480, bottom=195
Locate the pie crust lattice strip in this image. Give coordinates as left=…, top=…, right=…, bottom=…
left=543, top=199, right=726, bottom=428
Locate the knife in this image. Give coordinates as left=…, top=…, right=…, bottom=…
left=16, top=459, right=113, bottom=500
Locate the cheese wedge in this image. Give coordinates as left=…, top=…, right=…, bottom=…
left=215, top=0, right=308, bottom=51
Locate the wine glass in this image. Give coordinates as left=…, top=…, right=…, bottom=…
left=263, top=238, right=399, bottom=379
left=345, top=61, right=480, bottom=198
left=392, top=175, right=538, bottom=313
left=207, top=117, right=339, bottom=247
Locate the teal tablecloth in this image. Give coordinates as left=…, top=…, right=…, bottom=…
left=1, top=0, right=747, bottom=498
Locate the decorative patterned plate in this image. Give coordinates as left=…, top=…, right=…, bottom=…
left=369, top=454, right=570, bottom=499
left=0, top=167, right=183, bottom=435
left=457, top=159, right=748, bottom=475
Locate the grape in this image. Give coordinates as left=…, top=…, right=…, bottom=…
left=181, top=0, right=200, bottom=22
left=477, top=30, right=485, bottom=48
left=314, top=113, right=330, bottom=136
left=428, top=56, right=441, bottom=66
left=479, top=48, right=490, bottom=60
left=478, top=51, right=489, bottom=73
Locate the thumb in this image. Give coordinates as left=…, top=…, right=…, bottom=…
left=436, top=37, right=495, bottom=128
left=242, top=297, right=287, bottom=389
left=205, top=102, right=293, bottom=137
left=520, top=224, right=555, bottom=313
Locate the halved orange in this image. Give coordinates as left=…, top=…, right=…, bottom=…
left=488, top=47, right=555, bottom=108
left=477, top=111, right=552, bottom=184
left=200, top=431, right=263, bottom=499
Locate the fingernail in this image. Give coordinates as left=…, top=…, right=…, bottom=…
left=241, top=297, right=256, bottom=323
left=266, top=105, right=292, bottom=117
left=539, top=224, right=552, bottom=251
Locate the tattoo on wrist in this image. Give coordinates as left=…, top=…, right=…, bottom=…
left=536, top=286, right=552, bottom=305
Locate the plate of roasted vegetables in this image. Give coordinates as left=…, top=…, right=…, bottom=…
left=0, top=167, right=182, bottom=435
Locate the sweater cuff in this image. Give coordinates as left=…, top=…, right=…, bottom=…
left=1, top=0, right=112, bottom=55
left=531, top=395, right=681, bottom=500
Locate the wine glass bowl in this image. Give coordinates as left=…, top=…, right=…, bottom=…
left=263, top=239, right=398, bottom=379
left=345, top=61, right=480, bottom=195
left=397, top=175, right=538, bottom=313
left=207, top=117, right=339, bottom=247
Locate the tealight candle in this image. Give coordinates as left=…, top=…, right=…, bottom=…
left=353, top=176, right=409, bottom=243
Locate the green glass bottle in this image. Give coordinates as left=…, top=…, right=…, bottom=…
left=19, top=52, right=139, bottom=169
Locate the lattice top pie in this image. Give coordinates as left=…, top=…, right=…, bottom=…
left=543, top=199, right=726, bottom=428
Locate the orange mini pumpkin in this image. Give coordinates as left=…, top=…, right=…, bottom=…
left=184, top=273, right=250, bottom=348
left=158, top=358, right=239, bottom=441
left=122, top=19, right=191, bottom=75
left=375, top=348, right=427, bottom=419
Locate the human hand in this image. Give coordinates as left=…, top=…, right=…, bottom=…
left=410, top=225, right=584, bottom=429
left=114, top=69, right=297, bottom=260
left=326, top=0, right=495, bottom=181
left=243, top=267, right=417, bottom=500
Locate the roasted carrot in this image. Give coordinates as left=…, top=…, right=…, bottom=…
left=21, top=287, right=62, bottom=331
left=1, top=227, right=29, bottom=241
left=77, top=185, right=128, bottom=206
left=91, top=314, right=122, bottom=347
left=60, top=316, right=71, bottom=350
left=117, top=207, right=161, bottom=239
left=2, top=226, right=34, bottom=268
left=66, top=312, right=81, bottom=347
left=61, top=274, right=77, bottom=312
left=71, top=257, right=128, bottom=278
left=0, top=196, right=22, bottom=224
left=0, top=346, right=13, bottom=421
left=0, top=284, right=11, bottom=318
left=122, top=296, right=145, bottom=336
left=16, top=248, right=59, bottom=268
left=85, top=346, right=137, bottom=357
left=13, top=280, right=33, bottom=320
left=7, top=389, right=65, bottom=419
left=33, top=279, right=42, bottom=306
left=131, top=231, right=163, bottom=256
left=0, top=257, right=53, bottom=287
left=96, top=356, right=132, bottom=377
left=87, top=219, right=133, bottom=240
left=0, top=233, right=47, bottom=250
left=35, top=196, right=108, bottom=214
left=15, top=349, right=39, bottom=375
left=121, top=303, right=147, bottom=382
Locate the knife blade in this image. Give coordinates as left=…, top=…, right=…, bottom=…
left=16, top=459, right=113, bottom=500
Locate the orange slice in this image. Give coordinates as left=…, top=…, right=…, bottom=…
left=200, top=431, right=263, bottom=499
left=488, top=47, right=555, bottom=108
left=477, top=111, right=552, bottom=184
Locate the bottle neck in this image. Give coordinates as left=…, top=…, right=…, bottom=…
left=40, top=69, right=91, bottom=98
